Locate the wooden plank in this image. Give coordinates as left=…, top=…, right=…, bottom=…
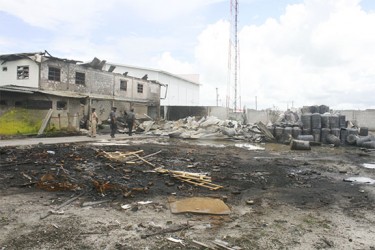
left=172, top=173, right=211, bottom=181
left=40, top=192, right=85, bottom=219
left=192, top=240, right=215, bottom=249
left=174, top=176, right=212, bottom=184
left=38, top=109, right=53, bottom=136
left=176, top=178, right=223, bottom=190
left=133, top=154, right=156, bottom=168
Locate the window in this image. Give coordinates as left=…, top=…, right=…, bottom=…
left=2, top=67, right=7, bottom=72
left=48, top=67, right=61, bottom=81
left=137, top=83, right=143, bottom=93
left=17, top=66, right=29, bottom=79
left=57, top=101, right=67, bottom=110
left=0, top=100, right=7, bottom=106
left=75, top=72, right=85, bottom=85
left=120, top=80, right=127, bottom=91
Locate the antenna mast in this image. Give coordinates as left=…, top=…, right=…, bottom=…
left=229, top=0, right=239, bottom=111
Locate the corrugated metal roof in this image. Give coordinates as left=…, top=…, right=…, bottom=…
left=37, top=90, right=87, bottom=98
left=0, top=85, right=36, bottom=94
left=105, top=62, right=201, bottom=85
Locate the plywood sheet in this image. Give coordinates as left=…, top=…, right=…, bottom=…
left=169, top=197, right=231, bottom=215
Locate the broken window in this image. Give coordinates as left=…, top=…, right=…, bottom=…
left=17, top=66, right=29, bottom=79
left=57, top=101, right=67, bottom=110
left=2, top=66, right=7, bottom=72
left=48, top=67, right=61, bottom=82
left=120, top=80, right=127, bottom=91
left=15, top=101, right=23, bottom=107
left=75, top=72, right=85, bottom=85
left=137, top=83, right=143, bottom=93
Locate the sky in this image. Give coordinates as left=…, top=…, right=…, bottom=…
left=1, top=0, right=375, bottom=110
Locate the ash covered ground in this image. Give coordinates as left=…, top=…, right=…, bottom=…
left=0, top=137, right=375, bottom=249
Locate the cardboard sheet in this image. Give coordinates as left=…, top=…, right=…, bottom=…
left=169, top=197, right=231, bottom=215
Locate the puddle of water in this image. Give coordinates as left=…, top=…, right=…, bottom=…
left=89, top=139, right=130, bottom=146
left=362, top=163, right=375, bottom=169
left=235, top=143, right=265, bottom=151
left=196, top=143, right=226, bottom=148
left=344, top=177, right=375, bottom=184
left=131, top=139, right=170, bottom=145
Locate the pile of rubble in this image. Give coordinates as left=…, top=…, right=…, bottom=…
left=137, top=116, right=274, bottom=142
left=112, top=106, right=374, bottom=149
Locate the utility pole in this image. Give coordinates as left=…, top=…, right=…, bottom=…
left=216, top=87, right=219, bottom=106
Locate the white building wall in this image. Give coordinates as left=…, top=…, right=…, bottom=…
left=0, top=59, right=39, bottom=88
left=105, top=64, right=200, bottom=106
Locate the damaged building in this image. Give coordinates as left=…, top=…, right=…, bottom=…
left=0, top=51, right=163, bottom=133
left=103, top=62, right=201, bottom=120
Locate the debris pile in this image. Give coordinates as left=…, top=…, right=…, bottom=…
left=138, top=116, right=274, bottom=142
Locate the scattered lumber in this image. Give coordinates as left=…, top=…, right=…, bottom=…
left=192, top=240, right=216, bottom=249
left=212, top=239, right=242, bottom=250
left=155, top=167, right=223, bottom=190
left=40, top=192, right=85, bottom=220
left=100, top=150, right=144, bottom=161
left=140, top=224, right=191, bottom=239
left=81, top=199, right=111, bottom=207
left=133, top=154, right=156, bottom=168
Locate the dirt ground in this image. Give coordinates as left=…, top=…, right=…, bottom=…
left=0, top=137, right=375, bottom=250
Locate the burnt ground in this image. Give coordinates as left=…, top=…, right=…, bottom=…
left=0, top=137, right=375, bottom=249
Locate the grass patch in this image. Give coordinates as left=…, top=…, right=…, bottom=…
left=0, top=108, right=47, bottom=135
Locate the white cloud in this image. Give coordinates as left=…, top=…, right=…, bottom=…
left=1, top=0, right=375, bottom=110
left=191, top=0, right=375, bottom=110
left=0, top=0, right=114, bottom=35
left=122, top=0, right=224, bottom=22
left=153, top=52, right=195, bottom=74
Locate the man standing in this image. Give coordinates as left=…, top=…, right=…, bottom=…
left=126, top=108, right=135, bottom=136
left=90, top=108, right=99, bottom=137
left=110, top=107, right=117, bottom=138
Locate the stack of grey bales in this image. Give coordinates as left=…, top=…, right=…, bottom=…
left=270, top=105, right=374, bottom=148
left=299, top=105, right=374, bottom=148
left=299, top=105, right=346, bottom=146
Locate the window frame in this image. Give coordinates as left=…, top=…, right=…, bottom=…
left=57, top=100, right=67, bottom=110
left=120, top=80, right=127, bottom=91
left=48, top=66, right=61, bottom=82
left=75, top=72, right=86, bottom=85
left=137, top=83, right=143, bottom=93
left=17, top=65, right=29, bottom=80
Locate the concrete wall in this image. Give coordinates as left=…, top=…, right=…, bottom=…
left=246, top=109, right=270, bottom=124
left=340, top=110, right=375, bottom=130
left=207, top=106, right=228, bottom=120
left=0, top=59, right=39, bottom=88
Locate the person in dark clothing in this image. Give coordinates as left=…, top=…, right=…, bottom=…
left=126, top=108, right=135, bottom=136
left=109, top=107, right=117, bottom=138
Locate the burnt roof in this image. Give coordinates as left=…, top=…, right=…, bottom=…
left=0, top=51, right=82, bottom=64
